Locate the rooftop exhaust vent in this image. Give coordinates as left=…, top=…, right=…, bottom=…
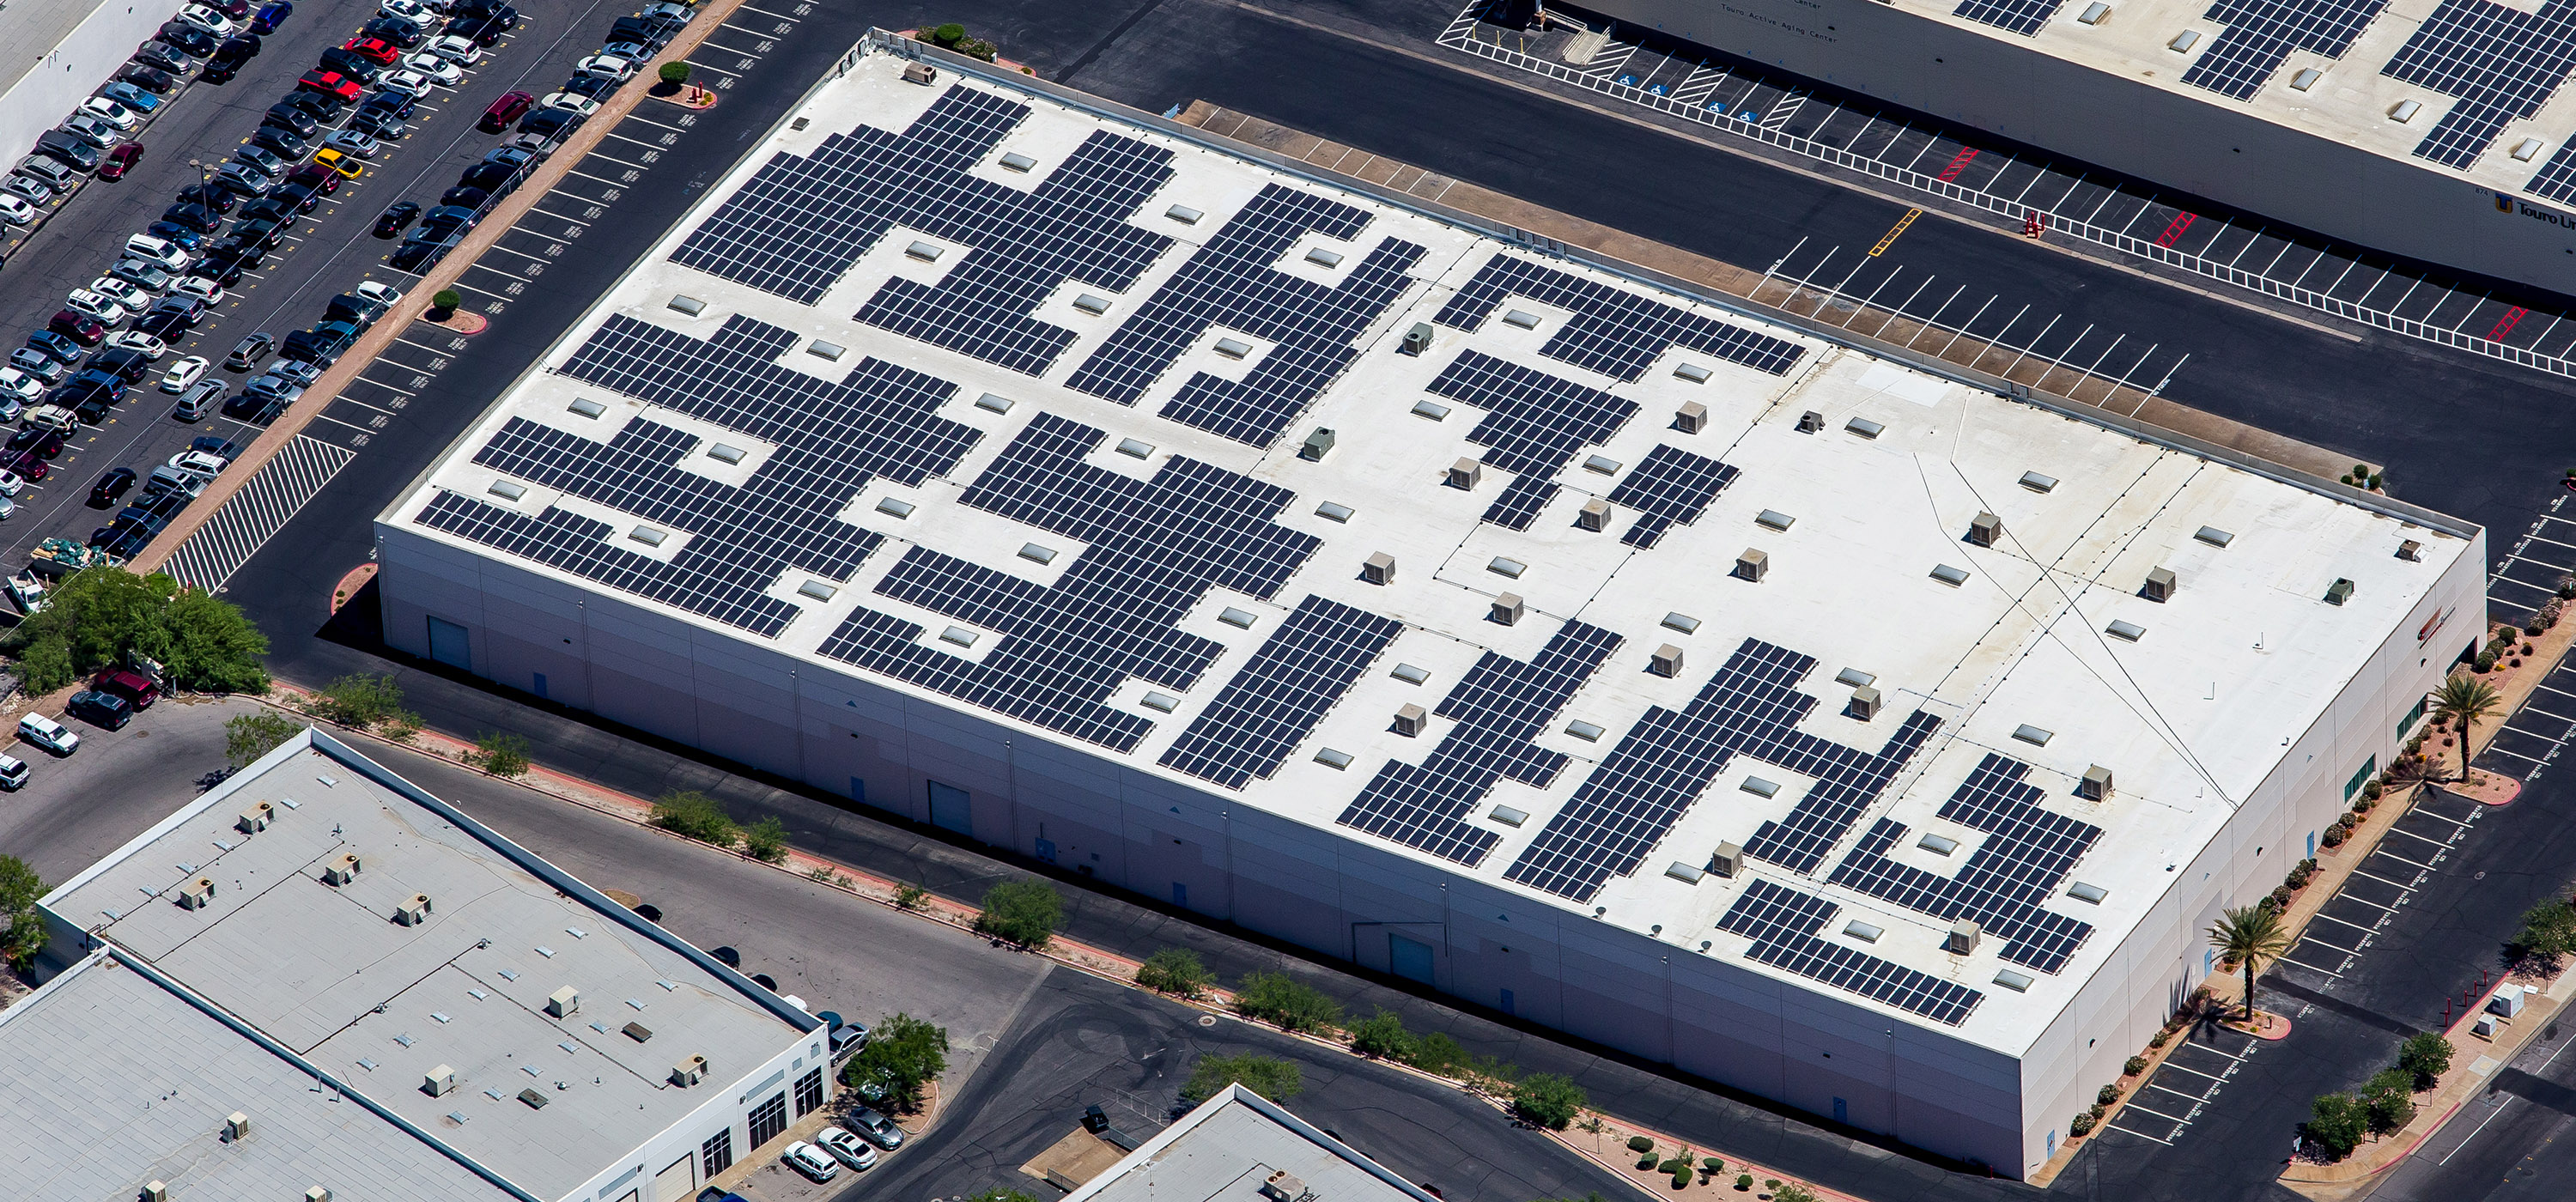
left=671, top=1055, right=708, bottom=1087
left=1795, top=410, right=1825, bottom=434
left=425, top=1065, right=456, bottom=1096
left=1393, top=704, right=1428, bottom=738
left=1676, top=400, right=1709, bottom=433
left=546, top=986, right=580, bottom=1018
left=1577, top=498, right=1611, bottom=531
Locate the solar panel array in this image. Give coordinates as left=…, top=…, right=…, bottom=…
left=2381, top=0, right=2576, bottom=168
left=1426, top=350, right=1639, bottom=525
left=2181, top=0, right=2388, bottom=100
left=1502, top=638, right=1940, bottom=902
left=1335, top=622, right=1623, bottom=865
left=817, top=413, right=1321, bottom=750
left=1717, top=879, right=1985, bottom=1026
left=1160, top=595, right=1406, bottom=788
left=1829, top=755, right=2102, bottom=973
left=1065, top=184, right=1427, bottom=447
left=1432, top=256, right=1806, bottom=381
left=1481, top=475, right=1562, bottom=531
left=2526, top=141, right=2576, bottom=204
left=1949, top=0, right=2066, bottom=37
left=1602, top=444, right=1740, bottom=548
left=421, top=313, right=981, bottom=637
left=670, top=86, right=1176, bottom=376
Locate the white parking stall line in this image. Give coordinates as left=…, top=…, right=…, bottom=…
left=2309, top=911, right=2380, bottom=933
left=2276, top=955, right=2346, bottom=978
left=562, top=168, right=633, bottom=187
left=2517, top=707, right=2576, bottom=725
left=735, top=4, right=803, bottom=21
left=2348, top=868, right=2422, bottom=890
left=2146, top=1082, right=2207, bottom=1102
left=392, top=337, right=457, bottom=356
left=2336, top=891, right=2400, bottom=914
left=2381, top=826, right=2451, bottom=848
left=581, top=150, right=653, bottom=172
left=2153, top=1061, right=2227, bottom=1084
left=305, top=413, right=374, bottom=434
left=677, top=58, right=742, bottom=77
left=2115, top=1100, right=2194, bottom=1126
left=604, top=131, right=668, bottom=151
left=349, top=376, right=416, bottom=398
left=328, top=395, right=396, bottom=418
left=694, top=39, right=766, bottom=60
left=471, top=261, right=531, bottom=281
left=2104, top=1123, right=2175, bottom=1146
left=482, top=243, right=554, bottom=264
left=2371, top=849, right=2440, bottom=872
left=445, top=280, right=513, bottom=300
left=524, top=207, right=593, bottom=227
left=2482, top=744, right=2549, bottom=765
left=617, top=112, right=688, bottom=134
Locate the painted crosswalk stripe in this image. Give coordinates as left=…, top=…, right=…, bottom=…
left=163, top=436, right=356, bottom=592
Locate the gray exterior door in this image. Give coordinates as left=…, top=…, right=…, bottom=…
left=426, top=616, right=471, bottom=671
left=1389, top=933, right=1435, bottom=984
left=927, top=780, right=971, bottom=835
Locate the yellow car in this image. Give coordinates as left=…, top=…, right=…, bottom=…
left=313, top=148, right=364, bottom=179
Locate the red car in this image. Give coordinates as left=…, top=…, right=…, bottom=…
left=343, top=36, right=398, bottom=64
left=284, top=161, right=340, bottom=195
left=297, top=70, right=363, bottom=102
left=479, top=90, right=534, bottom=133
left=4, top=451, right=47, bottom=483
left=91, top=667, right=161, bottom=710
left=98, top=143, right=145, bottom=181
left=47, top=311, right=106, bottom=347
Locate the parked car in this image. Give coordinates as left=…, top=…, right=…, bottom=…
left=362, top=16, right=424, bottom=49
left=538, top=92, right=599, bottom=118
left=66, top=691, right=131, bottom=732
left=324, top=128, right=380, bottom=159
left=0, top=176, right=52, bottom=206
left=116, top=63, right=178, bottom=94
left=313, top=147, right=362, bottom=179
left=125, top=234, right=191, bottom=270
left=0, top=756, right=28, bottom=790
left=98, top=143, right=145, bottom=180
left=62, top=115, right=125, bottom=149
left=7, top=351, right=65, bottom=384
left=143, top=222, right=204, bottom=252
left=814, top=1127, right=878, bottom=1171
left=103, top=331, right=167, bottom=360
left=91, top=667, right=161, bottom=710
left=404, top=52, right=464, bottom=85
left=161, top=202, right=222, bottom=234
left=48, top=312, right=107, bottom=345
left=575, top=54, right=635, bottom=82
left=27, top=331, right=86, bottom=362
left=173, top=276, right=225, bottom=305
left=0, top=369, right=39, bottom=404
left=297, top=70, right=362, bottom=102
left=844, top=1106, right=904, bottom=1149
left=517, top=107, right=581, bottom=141
left=177, top=4, right=239, bottom=37
left=160, top=355, right=209, bottom=392
left=157, top=23, right=219, bottom=58
left=0, top=193, right=33, bottom=224
left=88, top=467, right=137, bottom=506
left=133, top=40, right=195, bottom=75
left=18, top=713, right=80, bottom=755
left=251, top=2, right=293, bottom=35
left=249, top=125, right=313, bottom=161
left=99, top=82, right=165, bottom=113
left=225, top=331, right=273, bottom=369
left=344, top=35, right=401, bottom=64
left=35, top=135, right=103, bottom=173
left=318, top=48, right=384, bottom=84
left=781, top=1143, right=838, bottom=1184
left=231, top=143, right=286, bottom=179
left=173, top=379, right=223, bottom=421
left=480, top=89, right=534, bottom=131
left=380, top=0, right=435, bottom=20
left=387, top=238, right=440, bottom=272
left=213, top=163, right=272, bottom=197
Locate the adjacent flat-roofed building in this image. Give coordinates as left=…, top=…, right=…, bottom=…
left=22, top=728, right=829, bottom=1202
left=1067, top=1084, right=1443, bottom=1202
left=1569, top=0, right=2576, bottom=298
left=374, top=35, right=2483, bottom=1175
left=0, top=2, right=192, bottom=193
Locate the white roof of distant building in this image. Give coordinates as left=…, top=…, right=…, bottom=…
left=1067, top=1084, right=1438, bottom=1202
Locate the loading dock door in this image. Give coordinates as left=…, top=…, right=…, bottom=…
left=928, top=780, right=972, bottom=835
left=654, top=1154, right=696, bottom=1202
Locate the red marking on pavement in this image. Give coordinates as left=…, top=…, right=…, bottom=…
left=1937, top=147, right=1978, bottom=182
left=2489, top=305, right=2529, bottom=342
left=2154, top=211, right=2197, bottom=248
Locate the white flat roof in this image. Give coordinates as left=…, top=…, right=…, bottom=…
left=1069, top=1085, right=1437, bottom=1202
left=41, top=730, right=814, bottom=1199
left=384, top=46, right=2469, bottom=1049
left=1886, top=0, right=2576, bottom=198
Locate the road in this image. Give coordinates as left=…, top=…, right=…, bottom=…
left=0, top=0, right=645, bottom=568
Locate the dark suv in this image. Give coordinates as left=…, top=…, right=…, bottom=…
left=67, top=690, right=132, bottom=731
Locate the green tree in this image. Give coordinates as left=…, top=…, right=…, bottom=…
left=1771, top=1186, right=1820, bottom=1202
left=974, top=878, right=1063, bottom=948
left=893, top=881, right=929, bottom=909
left=930, top=22, right=968, bottom=45
left=1137, top=946, right=1212, bottom=999
left=1232, top=971, right=1345, bottom=1034
left=2361, top=1067, right=2415, bottom=1133
left=1182, top=1053, right=1301, bottom=1104
left=473, top=732, right=532, bottom=778
left=840, top=1012, right=949, bottom=1113
left=2305, top=1092, right=2371, bottom=1160
left=741, top=816, right=788, bottom=863
left=2397, top=1032, right=2454, bottom=1088
left=157, top=588, right=270, bottom=693
left=430, top=289, right=461, bottom=313
left=1349, top=1008, right=1419, bottom=1061
left=314, top=673, right=404, bottom=727
left=1510, top=1072, right=1586, bottom=1130
left=0, top=854, right=46, bottom=970
left=2430, top=675, right=2504, bottom=782
left=224, top=710, right=302, bottom=768
left=2516, top=899, right=2576, bottom=966
left=5, top=568, right=267, bottom=695
left=649, top=790, right=739, bottom=848
left=2206, top=904, right=2290, bottom=1020
left=659, top=61, right=690, bottom=86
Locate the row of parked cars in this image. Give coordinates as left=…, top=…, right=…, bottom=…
left=1, top=665, right=167, bottom=786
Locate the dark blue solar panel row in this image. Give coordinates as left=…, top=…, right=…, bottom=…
left=1160, top=595, right=1405, bottom=789
left=1603, top=445, right=1739, bottom=549
left=1064, top=184, right=1426, bottom=447
left=422, top=313, right=983, bottom=634
left=1481, top=475, right=1560, bottom=531
left=1503, top=638, right=1939, bottom=902
left=2527, top=140, right=2576, bottom=204
left=1433, top=255, right=1804, bottom=381
left=2180, top=0, right=2386, bottom=100
left=1829, top=756, right=2102, bottom=973
left=817, top=413, right=1321, bottom=750
left=1335, top=622, right=1623, bottom=865
left=670, top=86, right=1176, bottom=376
left=1950, top=0, right=2064, bottom=34
left=1717, top=879, right=1984, bottom=1026
left=2381, top=0, right=2576, bottom=168
left=1429, top=350, right=1638, bottom=477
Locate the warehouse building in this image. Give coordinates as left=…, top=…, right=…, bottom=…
left=374, top=37, right=2483, bottom=1175
left=16, top=729, right=828, bottom=1202
left=1569, top=0, right=2576, bottom=299
left=1066, top=1084, right=1443, bottom=1202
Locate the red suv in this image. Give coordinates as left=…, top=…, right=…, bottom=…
left=480, top=90, right=535, bottom=133
left=47, top=311, right=106, bottom=346
left=91, top=668, right=160, bottom=710
left=99, top=143, right=145, bottom=180
left=343, top=36, right=399, bottom=64
left=298, top=70, right=363, bottom=102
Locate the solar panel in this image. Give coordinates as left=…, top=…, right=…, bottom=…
left=2527, top=140, right=2576, bottom=204
left=2181, top=0, right=2387, bottom=100
left=1481, top=475, right=1560, bottom=531
left=1602, top=444, right=1740, bottom=548
left=1423, top=349, right=1640, bottom=527
left=1431, top=255, right=1806, bottom=381
left=816, top=413, right=1321, bottom=751
left=422, top=313, right=982, bottom=638
left=1064, top=184, right=1428, bottom=447
left=1949, top=0, right=2065, bottom=37
left=1716, top=879, right=1984, bottom=1025
left=1160, top=595, right=1405, bottom=788
left=670, top=86, right=1177, bottom=375
left=2381, top=0, right=2576, bottom=168
left=1503, top=638, right=1941, bottom=902
left=1335, top=621, right=1623, bottom=865
left=1828, top=755, right=2103, bottom=973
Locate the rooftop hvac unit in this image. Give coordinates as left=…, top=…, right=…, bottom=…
left=1577, top=498, right=1611, bottom=531
left=307, top=1188, right=332, bottom=1202
left=1967, top=512, right=2002, bottom=547
left=1401, top=323, right=1434, bottom=355
left=322, top=853, right=362, bottom=886
left=424, top=1065, right=456, bottom=1096
left=2077, top=765, right=2114, bottom=801
left=1490, top=593, right=1525, bottom=626
left=224, top=1112, right=250, bottom=1140
left=1708, top=841, right=1744, bottom=878
left=1734, top=549, right=1768, bottom=582
left=395, top=893, right=432, bottom=926
left=1361, top=553, right=1394, bottom=585
left=1445, top=458, right=1482, bottom=489
left=1649, top=644, right=1685, bottom=677
left=179, top=877, right=216, bottom=910
left=1946, top=920, right=1981, bottom=956
left=2398, top=539, right=2422, bottom=562
left=237, top=801, right=273, bottom=834
left=1849, top=686, right=1882, bottom=720
left=902, top=62, right=937, bottom=86
left=546, top=986, right=580, bottom=1018
left=1795, top=410, right=1826, bottom=434
left=2143, top=566, right=2176, bottom=602
left=2324, top=578, right=2355, bottom=606
left=671, top=1055, right=708, bottom=1088
left=1259, top=1171, right=1309, bottom=1202
left=1675, top=400, right=1709, bottom=433
left=144, top=1182, right=168, bottom=1202
left=1393, top=704, right=1428, bottom=738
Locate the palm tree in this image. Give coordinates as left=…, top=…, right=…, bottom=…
left=2429, top=675, right=2505, bottom=784
left=2207, top=904, right=2289, bottom=1021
